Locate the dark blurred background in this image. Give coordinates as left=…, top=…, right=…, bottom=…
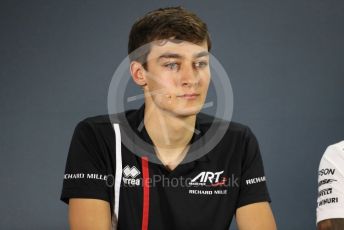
left=1, top=0, right=343, bottom=229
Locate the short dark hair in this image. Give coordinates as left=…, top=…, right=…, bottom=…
left=128, top=6, right=211, bottom=69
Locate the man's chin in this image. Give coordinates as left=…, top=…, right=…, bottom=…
left=170, top=106, right=202, bottom=117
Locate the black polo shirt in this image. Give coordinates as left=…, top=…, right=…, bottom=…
left=60, top=103, right=271, bottom=230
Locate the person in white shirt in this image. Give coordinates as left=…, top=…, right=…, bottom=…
left=317, top=140, right=344, bottom=230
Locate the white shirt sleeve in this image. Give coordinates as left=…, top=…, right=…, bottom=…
left=316, top=140, right=344, bottom=223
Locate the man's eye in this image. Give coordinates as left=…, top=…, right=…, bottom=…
left=164, top=63, right=180, bottom=70
left=194, top=61, right=208, bottom=69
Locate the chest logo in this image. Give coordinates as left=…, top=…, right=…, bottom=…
left=188, top=170, right=229, bottom=195
left=189, top=170, right=226, bottom=186
left=122, top=165, right=141, bottom=186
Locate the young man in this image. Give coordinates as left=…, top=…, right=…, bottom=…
left=60, top=6, right=276, bottom=230
left=317, top=141, right=344, bottom=230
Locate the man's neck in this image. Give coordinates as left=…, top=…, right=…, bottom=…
left=143, top=102, right=196, bottom=168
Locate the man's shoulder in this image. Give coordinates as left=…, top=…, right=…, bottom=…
left=82, top=114, right=111, bottom=124
left=228, top=121, right=250, bottom=134
left=70, top=115, right=112, bottom=139
left=80, top=110, right=133, bottom=126
left=198, top=112, right=247, bottom=127
left=322, top=140, right=344, bottom=161
left=327, top=140, right=344, bottom=152
left=197, top=112, right=251, bottom=139
left=75, top=109, right=138, bottom=133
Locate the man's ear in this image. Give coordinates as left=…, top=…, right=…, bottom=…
left=130, top=61, right=147, bottom=87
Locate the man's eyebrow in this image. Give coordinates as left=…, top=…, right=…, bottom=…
left=157, top=51, right=209, bottom=61
left=157, top=52, right=183, bottom=61
left=193, top=51, right=209, bottom=58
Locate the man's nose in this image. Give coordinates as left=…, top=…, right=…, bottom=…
left=180, top=64, right=199, bottom=87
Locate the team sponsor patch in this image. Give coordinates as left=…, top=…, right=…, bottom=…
left=318, top=179, right=337, bottom=187
left=64, top=173, right=108, bottom=181
left=318, top=168, right=336, bottom=177
left=189, top=170, right=226, bottom=186
left=318, top=188, right=332, bottom=197
left=122, top=165, right=141, bottom=186
left=187, top=170, right=234, bottom=196
left=318, top=197, right=339, bottom=207
left=245, top=176, right=266, bottom=185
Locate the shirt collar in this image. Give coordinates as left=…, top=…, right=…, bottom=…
left=127, top=103, right=210, bottom=163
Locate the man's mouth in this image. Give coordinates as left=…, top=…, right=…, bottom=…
left=177, top=93, right=200, bottom=99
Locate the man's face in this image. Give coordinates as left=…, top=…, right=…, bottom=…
left=143, top=39, right=211, bottom=117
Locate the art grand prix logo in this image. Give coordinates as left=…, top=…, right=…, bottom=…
left=189, top=170, right=227, bottom=187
